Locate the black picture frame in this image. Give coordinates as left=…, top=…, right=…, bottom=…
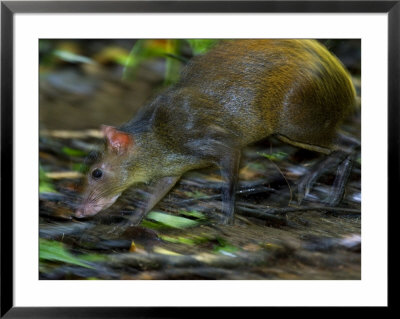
left=1, top=0, right=396, bottom=317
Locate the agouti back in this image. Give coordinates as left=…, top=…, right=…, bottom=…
left=75, top=39, right=356, bottom=224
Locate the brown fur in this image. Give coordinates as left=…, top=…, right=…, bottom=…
left=76, top=39, right=356, bottom=221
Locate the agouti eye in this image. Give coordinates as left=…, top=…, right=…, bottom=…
left=91, top=168, right=103, bottom=179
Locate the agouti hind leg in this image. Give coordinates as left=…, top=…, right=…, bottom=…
left=296, top=151, right=346, bottom=204
left=324, top=152, right=355, bottom=206
left=219, top=150, right=241, bottom=225
left=296, top=151, right=356, bottom=205
left=276, top=134, right=354, bottom=206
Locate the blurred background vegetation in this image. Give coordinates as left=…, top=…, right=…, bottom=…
left=39, top=39, right=221, bottom=130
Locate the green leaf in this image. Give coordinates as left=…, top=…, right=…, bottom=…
left=163, top=40, right=182, bottom=86
left=186, top=39, right=219, bottom=55
left=123, top=40, right=184, bottom=84
left=164, top=55, right=182, bottom=86
left=259, top=151, right=288, bottom=162
left=140, top=219, right=166, bottom=229
left=78, top=253, right=108, bottom=263
left=160, top=234, right=209, bottom=245
left=53, top=50, right=94, bottom=64
left=39, top=165, right=57, bottom=194
left=94, top=46, right=130, bottom=66
left=122, top=40, right=167, bottom=81
left=213, top=237, right=239, bottom=255
left=39, top=239, right=93, bottom=268
left=146, top=211, right=199, bottom=229
left=39, top=183, right=57, bottom=194
left=214, top=245, right=238, bottom=256
left=159, top=235, right=196, bottom=245
left=179, top=210, right=206, bottom=220
left=72, top=163, right=88, bottom=172
left=62, top=147, right=87, bottom=157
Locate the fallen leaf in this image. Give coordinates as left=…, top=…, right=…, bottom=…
left=46, top=171, right=84, bottom=179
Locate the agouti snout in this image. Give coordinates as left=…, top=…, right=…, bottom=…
left=75, top=39, right=356, bottom=224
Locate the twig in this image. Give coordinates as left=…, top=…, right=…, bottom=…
left=177, top=185, right=275, bottom=205
left=262, top=206, right=361, bottom=215
left=40, top=129, right=103, bottom=139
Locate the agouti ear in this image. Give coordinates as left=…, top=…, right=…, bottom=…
left=101, top=125, right=134, bottom=154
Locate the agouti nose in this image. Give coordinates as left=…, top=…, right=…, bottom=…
left=75, top=208, right=85, bottom=218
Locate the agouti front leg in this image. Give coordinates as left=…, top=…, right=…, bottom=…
left=219, top=150, right=241, bottom=225
left=126, top=176, right=180, bottom=226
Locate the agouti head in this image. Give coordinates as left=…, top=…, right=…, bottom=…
left=75, top=125, right=149, bottom=218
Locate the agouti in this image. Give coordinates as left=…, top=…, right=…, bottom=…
left=75, top=39, right=356, bottom=225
